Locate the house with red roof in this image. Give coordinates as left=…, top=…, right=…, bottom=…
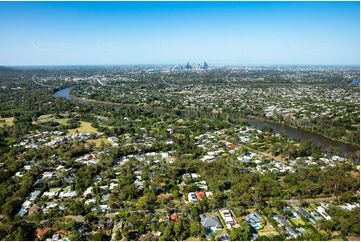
left=195, top=191, right=205, bottom=200
left=170, top=213, right=178, bottom=221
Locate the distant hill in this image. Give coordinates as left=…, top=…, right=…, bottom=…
left=0, top=66, right=31, bottom=84
left=0, top=66, right=21, bottom=71
left=0, top=66, right=25, bottom=75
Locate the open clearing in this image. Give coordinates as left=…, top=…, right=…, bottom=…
left=0, top=117, right=14, bottom=127
left=33, top=114, right=69, bottom=126
left=68, top=121, right=99, bottom=134
left=258, top=218, right=279, bottom=237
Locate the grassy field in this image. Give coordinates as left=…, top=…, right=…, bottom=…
left=185, top=237, right=202, bottom=241
left=56, top=118, right=69, bottom=126
left=258, top=218, right=279, bottom=237
left=68, top=121, right=99, bottom=134
left=0, top=117, right=14, bottom=127
left=258, top=228, right=279, bottom=237
left=291, top=217, right=306, bottom=226
left=99, top=123, right=114, bottom=129
left=34, top=114, right=52, bottom=123
left=33, top=114, right=69, bottom=126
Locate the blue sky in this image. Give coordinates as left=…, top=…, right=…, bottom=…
left=0, top=1, right=359, bottom=65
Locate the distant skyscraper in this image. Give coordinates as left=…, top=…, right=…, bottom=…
left=203, top=62, right=209, bottom=70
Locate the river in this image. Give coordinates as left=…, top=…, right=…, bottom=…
left=246, top=118, right=359, bottom=154
left=53, top=87, right=71, bottom=100
left=53, top=87, right=359, bottom=155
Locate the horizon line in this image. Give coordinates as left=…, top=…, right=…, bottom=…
left=3, top=63, right=360, bottom=67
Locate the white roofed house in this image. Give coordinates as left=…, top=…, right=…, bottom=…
left=188, top=192, right=198, bottom=203
left=59, top=190, right=77, bottom=198
left=99, top=204, right=109, bottom=212
left=109, top=182, right=119, bottom=191
left=339, top=203, right=359, bottom=211
left=24, top=165, right=32, bottom=171
left=219, top=209, right=239, bottom=229
left=85, top=198, right=96, bottom=205
left=29, top=190, right=41, bottom=201
left=194, top=181, right=208, bottom=190
left=134, top=178, right=144, bottom=190
left=191, top=173, right=200, bottom=179
left=101, top=194, right=110, bottom=203
left=83, top=187, right=93, bottom=197
left=42, top=171, right=53, bottom=179
left=316, top=206, right=331, bottom=220
left=42, top=188, right=61, bottom=198
left=59, top=186, right=77, bottom=198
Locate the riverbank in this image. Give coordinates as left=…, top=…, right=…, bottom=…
left=53, top=87, right=359, bottom=155
left=246, top=115, right=360, bottom=149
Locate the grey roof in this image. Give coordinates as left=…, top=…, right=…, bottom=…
left=298, top=208, right=310, bottom=219
left=200, top=214, right=223, bottom=229
left=283, top=206, right=297, bottom=214
left=273, top=214, right=290, bottom=227
left=285, top=226, right=298, bottom=236
left=245, top=212, right=262, bottom=224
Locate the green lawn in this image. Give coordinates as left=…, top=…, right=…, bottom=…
left=0, top=117, right=14, bottom=127
left=258, top=217, right=279, bottom=237
left=33, top=114, right=69, bottom=126
left=68, top=121, right=99, bottom=134
left=291, top=217, right=306, bottom=226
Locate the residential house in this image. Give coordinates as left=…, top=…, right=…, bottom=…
left=310, top=211, right=322, bottom=221
left=219, top=209, right=239, bottom=229
left=188, top=192, right=198, bottom=203
left=316, top=206, right=331, bottom=220
left=200, top=214, right=223, bottom=233
left=59, top=186, right=77, bottom=198
left=195, top=191, right=205, bottom=201
left=245, top=212, right=262, bottom=230
left=283, top=207, right=299, bottom=219
left=285, top=226, right=299, bottom=238
left=273, top=214, right=291, bottom=227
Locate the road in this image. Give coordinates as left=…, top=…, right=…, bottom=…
left=32, top=74, right=49, bottom=87
left=283, top=196, right=337, bottom=205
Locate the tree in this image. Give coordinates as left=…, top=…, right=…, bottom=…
left=160, top=223, right=174, bottom=240
left=136, top=193, right=156, bottom=210
left=229, top=223, right=251, bottom=241
left=189, top=220, right=202, bottom=237
left=269, top=197, right=286, bottom=211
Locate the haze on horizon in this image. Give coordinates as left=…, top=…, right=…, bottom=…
left=0, top=1, right=359, bottom=66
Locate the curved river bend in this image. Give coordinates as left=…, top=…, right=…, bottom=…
left=53, top=87, right=359, bottom=155
left=246, top=118, right=359, bottom=155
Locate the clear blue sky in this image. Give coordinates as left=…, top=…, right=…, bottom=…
left=0, top=1, right=359, bottom=65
